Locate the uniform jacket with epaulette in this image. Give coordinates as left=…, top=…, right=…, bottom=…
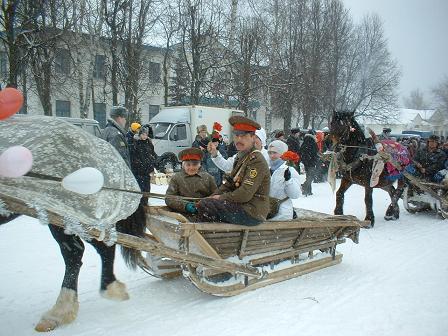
left=215, top=149, right=270, bottom=221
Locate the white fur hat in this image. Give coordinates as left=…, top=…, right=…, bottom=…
left=268, top=139, right=288, bottom=155
left=255, top=128, right=267, bottom=147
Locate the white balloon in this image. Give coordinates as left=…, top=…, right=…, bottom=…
left=0, top=145, right=33, bottom=178
left=62, top=167, right=104, bottom=195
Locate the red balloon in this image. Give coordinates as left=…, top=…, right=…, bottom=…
left=0, top=88, right=24, bottom=120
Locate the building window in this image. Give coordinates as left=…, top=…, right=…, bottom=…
left=148, top=62, right=161, bottom=83
left=55, top=48, right=71, bottom=75
left=93, top=55, right=106, bottom=79
left=55, top=100, right=71, bottom=117
left=148, top=104, right=159, bottom=121
left=0, top=51, right=7, bottom=79
left=93, top=102, right=107, bottom=128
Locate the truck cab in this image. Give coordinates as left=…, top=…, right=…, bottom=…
left=150, top=121, right=191, bottom=171
left=149, top=105, right=244, bottom=172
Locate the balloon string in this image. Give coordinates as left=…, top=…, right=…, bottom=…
left=24, top=171, right=203, bottom=200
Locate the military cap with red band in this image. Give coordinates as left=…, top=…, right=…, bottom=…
left=229, top=115, right=261, bottom=133
left=178, top=147, right=203, bottom=161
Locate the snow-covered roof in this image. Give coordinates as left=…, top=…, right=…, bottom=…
left=399, top=108, right=436, bottom=124
left=360, top=108, right=436, bottom=126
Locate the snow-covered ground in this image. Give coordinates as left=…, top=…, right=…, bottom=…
left=1, top=178, right=448, bottom=336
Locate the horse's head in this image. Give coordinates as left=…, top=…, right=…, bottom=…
left=329, top=110, right=363, bottom=146
left=329, top=110, right=354, bottom=142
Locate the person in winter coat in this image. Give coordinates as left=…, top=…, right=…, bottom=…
left=130, top=126, right=157, bottom=197
left=208, top=128, right=269, bottom=174
left=126, top=122, right=141, bottom=146
left=101, top=106, right=131, bottom=167
left=299, top=133, right=319, bottom=196
left=413, top=135, right=447, bottom=182
left=286, top=128, right=301, bottom=153
left=267, top=140, right=301, bottom=220
left=192, top=125, right=226, bottom=186
left=165, top=148, right=217, bottom=215
left=286, top=128, right=302, bottom=174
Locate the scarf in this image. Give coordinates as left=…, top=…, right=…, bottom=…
left=269, top=158, right=284, bottom=172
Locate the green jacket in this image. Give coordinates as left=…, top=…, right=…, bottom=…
left=216, top=149, right=270, bottom=221
left=165, top=170, right=217, bottom=213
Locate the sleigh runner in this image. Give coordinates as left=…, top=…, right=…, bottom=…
left=142, top=205, right=367, bottom=296
left=402, top=172, right=448, bottom=219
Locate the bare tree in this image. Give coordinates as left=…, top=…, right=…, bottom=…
left=120, top=0, right=157, bottom=121
left=0, top=0, right=24, bottom=88
left=177, top=0, right=230, bottom=104
left=403, top=88, right=428, bottom=110
left=342, top=14, right=400, bottom=121
left=159, top=1, right=180, bottom=106
left=103, top=0, right=127, bottom=106
left=232, top=17, right=265, bottom=113
left=432, top=76, right=448, bottom=116
left=69, top=0, right=106, bottom=118
left=23, top=0, right=75, bottom=115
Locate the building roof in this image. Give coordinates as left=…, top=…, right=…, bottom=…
left=361, top=108, right=437, bottom=126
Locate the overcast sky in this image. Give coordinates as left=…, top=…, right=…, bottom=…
left=343, top=0, right=448, bottom=105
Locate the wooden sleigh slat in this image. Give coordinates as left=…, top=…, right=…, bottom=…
left=143, top=204, right=367, bottom=296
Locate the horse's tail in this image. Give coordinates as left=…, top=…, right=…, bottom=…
left=115, top=199, right=147, bottom=269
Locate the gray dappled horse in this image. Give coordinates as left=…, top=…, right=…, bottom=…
left=0, top=201, right=146, bottom=332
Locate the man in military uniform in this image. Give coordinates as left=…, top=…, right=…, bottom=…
left=197, top=116, right=271, bottom=225
left=101, top=106, right=131, bottom=167
left=165, top=148, right=217, bottom=214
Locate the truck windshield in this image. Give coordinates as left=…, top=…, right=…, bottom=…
left=150, top=122, right=172, bottom=139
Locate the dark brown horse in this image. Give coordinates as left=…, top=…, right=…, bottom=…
left=329, top=111, right=405, bottom=227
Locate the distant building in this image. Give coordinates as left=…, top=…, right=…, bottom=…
left=362, top=108, right=447, bottom=138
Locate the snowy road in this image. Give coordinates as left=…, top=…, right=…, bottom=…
left=1, top=180, right=448, bottom=336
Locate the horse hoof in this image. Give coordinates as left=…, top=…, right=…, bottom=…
left=35, top=319, right=58, bottom=332
left=35, top=288, right=79, bottom=332
left=384, top=215, right=398, bottom=221
left=101, top=280, right=129, bottom=301
left=364, top=218, right=375, bottom=228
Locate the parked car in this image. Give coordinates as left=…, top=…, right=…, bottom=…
left=59, top=117, right=102, bottom=137
left=389, top=133, right=421, bottom=141
left=401, top=130, right=433, bottom=140
left=13, top=115, right=102, bottom=137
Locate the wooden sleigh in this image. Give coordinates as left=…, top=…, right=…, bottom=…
left=402, top=172, right=448, bottom=219
left=1, top=192, right=368, bottom=297
left=142, top=205, right=369, bottom=296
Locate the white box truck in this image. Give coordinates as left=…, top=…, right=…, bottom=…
left=149, top=105, right=244, bottom=171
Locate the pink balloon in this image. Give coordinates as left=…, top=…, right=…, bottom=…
left=0, top=146, right=33, bottom=178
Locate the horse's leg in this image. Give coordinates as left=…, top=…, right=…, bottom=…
left=334, top=177, right=352, bottom=215
left=35, top=224, right=84, bottom=332
left=88, top=239, right=130, bottom=301
left=384, top=180, right=404, bottom=220
left=364, top=187, right=375, bottom=227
